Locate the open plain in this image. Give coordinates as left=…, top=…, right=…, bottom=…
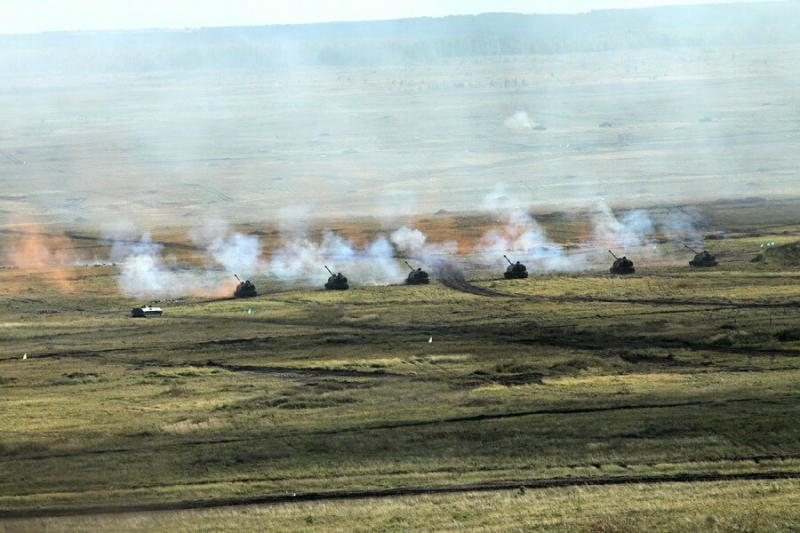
left=1, top=24, right=799, bottom=533
left=1, top=197, right=799, bottom=531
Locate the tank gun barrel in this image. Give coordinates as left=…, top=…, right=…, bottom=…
left=324, top=265, right=334, bottom=276
left=503, top=255, right=514, bottom=265
left=684, top=244, right=699, bottom=254
left=234, top=274, right=242, bottom=282
left=608, top=250, right=619, bottom=260
left=404, top=260, right=415, bottom=272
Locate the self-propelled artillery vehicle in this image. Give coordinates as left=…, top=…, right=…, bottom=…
left=404, top=261, right=430, bottom=285
left=503, top=255, right=528, bottom=279
left=608, top=250, right=635, bottom=274
left=233, top=274, right=258, bottom=298
left=685, top=244, right=718, bottom=267
left=324, top=265, right=349, bottom=290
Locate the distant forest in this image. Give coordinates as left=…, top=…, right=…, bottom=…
left=1, top=2, right=798, bottom=73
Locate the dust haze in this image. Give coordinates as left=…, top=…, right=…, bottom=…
left=0, top=3, right=799, bottom=296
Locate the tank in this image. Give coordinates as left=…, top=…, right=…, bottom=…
left=324, top=265, right=349, bottom=290
left=404, top=261, right=430, bottom=285
left=608, top=250, right=635, bottom=274
left=685, top=244, right=718, bottom=267
left=131, top=304, right=163, bottom=318
left=233, top=275, right=258, bottom=298
left=503, top=255, right=528, bottom=279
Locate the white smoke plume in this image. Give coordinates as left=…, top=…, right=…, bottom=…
left=653, top=208, right=705, bottom=248
left=390, top=226, right=427, bottom=253
left=475, top=185, right=579, bottom=272
left=104, top=218, right=142, bottom=263
left=270, top=209, right=404, bottom=285
left=189, top=219, right=262, bottom=276
left=504, top=111, right=534, bottom=130
left=116, top=231, right=204, bottom=298
left=390, top=226, right=458, bottom=271
left=106, top=219, right=261, bottom=298
left=277, top=204, right=313, bottom=240
left=98, top=199, right=706, bottom=299
left=590, top=202, right=655, bottom=251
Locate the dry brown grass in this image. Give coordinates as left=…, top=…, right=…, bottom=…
left=1, top=42, right=799, bottom=531
left=0, top=201, right=798, bottom=527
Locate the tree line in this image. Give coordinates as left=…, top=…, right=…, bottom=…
left=1, top=4, right=798, bottom=74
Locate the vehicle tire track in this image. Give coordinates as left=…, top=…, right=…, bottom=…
left=2, top=471, right=798, bottom=519
left=436, top=265, right=514, bottom=297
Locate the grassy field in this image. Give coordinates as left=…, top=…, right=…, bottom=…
left=1, top=198, right=798, bottom=530
left=4, top=480, right=800, bottom=532
left=1, top=37, right=799, bottom=531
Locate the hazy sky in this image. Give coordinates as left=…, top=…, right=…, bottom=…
left=3, top=0, right=770, bottom=34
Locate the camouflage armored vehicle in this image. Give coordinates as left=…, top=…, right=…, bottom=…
left=233, top=275, right=258, bottom=298
left=608, top=250, right=635, bottom=275
left=404, top=261, right=430, bottom=285
left=131, top=304, right=163, bottom=318
left=503, top=255, right=528, bottom=279
left=685, top=244, right=718, bottom=267
left=324, top=265, right=349, bottom=290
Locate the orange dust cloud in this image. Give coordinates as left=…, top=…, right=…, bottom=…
left=211, top=278, right=240, bottom=298
left=3, top=231, right=82, bottom=292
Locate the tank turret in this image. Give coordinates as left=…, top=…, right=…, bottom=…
left=503, top=255, right=528, bottom=279
left=404, top=261, right=430, bottom=285
left=233, top=274, right=258, bottom=298
left=608, top=250, right=635, bottom=274
left=324, top=265, right=349, bottom=290
left=685, top=244, right=718, bottom=267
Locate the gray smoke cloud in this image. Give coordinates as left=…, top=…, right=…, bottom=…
left=653, top=208, right=705, bottom=248
left=586, top=203, right=655, bottom=268
left=588, top=202, right=706, bottom=262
